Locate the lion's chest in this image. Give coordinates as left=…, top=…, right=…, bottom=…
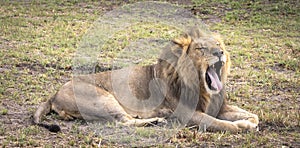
left=205, top=92, right=225, bottom=117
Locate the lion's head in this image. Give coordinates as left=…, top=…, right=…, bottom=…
left=159, top=28, right=230, bottom=97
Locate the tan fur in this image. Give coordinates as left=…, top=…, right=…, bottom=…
left=34, top=28, right=259, bottom=133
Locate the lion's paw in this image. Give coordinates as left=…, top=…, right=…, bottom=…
left=247, top=114, right=259, bottom=125
left=151, top=117, right=167, bottom=126
left=234, top=120, right=259, bottom=131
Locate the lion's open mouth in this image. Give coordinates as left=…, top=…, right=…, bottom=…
left=205, top=61, right=223, bottom=91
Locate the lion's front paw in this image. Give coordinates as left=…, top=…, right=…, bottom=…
left=234, top=120, right=259, bottom=131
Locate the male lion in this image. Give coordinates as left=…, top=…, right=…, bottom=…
left=33, top=28, right=259, bottom=133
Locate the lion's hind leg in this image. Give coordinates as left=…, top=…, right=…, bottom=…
left=121, top=117, right=166, bottom=127
left=75, top=83, right=166, bottom=127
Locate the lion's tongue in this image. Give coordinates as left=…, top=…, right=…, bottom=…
left=207, top=67, right=222, bottom=91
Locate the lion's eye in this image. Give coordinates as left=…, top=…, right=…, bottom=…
left=216, top=42, right=220, bottom=46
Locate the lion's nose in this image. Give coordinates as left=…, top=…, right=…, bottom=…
left=212, top=49, right=223, bottom=57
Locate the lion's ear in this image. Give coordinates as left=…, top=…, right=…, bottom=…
left=211, top=32, right=225, bottom=50
left=172, top=34, right=192, bottom=53
left=172, top=34, right=192, bottom=47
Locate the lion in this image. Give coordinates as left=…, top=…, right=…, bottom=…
left=33, top=28, right=259, bottom=133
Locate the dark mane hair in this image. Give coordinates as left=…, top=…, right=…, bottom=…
left=155, top=30, right=213, bottom=113
left=155, top=28, right=224, bottom=112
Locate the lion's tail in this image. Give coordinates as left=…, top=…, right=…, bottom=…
left=33, top=94, right=61, bottom=133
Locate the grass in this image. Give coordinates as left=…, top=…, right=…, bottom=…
left=0, top=0, right=299, bottom=147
